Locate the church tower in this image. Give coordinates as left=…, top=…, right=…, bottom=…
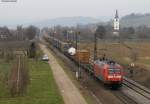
left=114, top=10, right=119, bottom=31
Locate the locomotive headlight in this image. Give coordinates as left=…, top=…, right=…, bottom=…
left=68, top=47, right=76, bottom=55
left=115, top=76, right=121, bottom=78
left=108, top=75, right=121, bottom=78
left=108, top=76, right=113, bottom=78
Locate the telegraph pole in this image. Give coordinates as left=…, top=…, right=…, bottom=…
left=75, top=32, right=80, bottom=49
left=94, top=33, right=98, bottom=61
left=67, top=31, right=69, bottom=42
left=75, top=31, right=82, bottom=79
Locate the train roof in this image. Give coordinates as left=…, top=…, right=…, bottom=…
left=94, top=59, right=121, bottom=68
left=76, top=50, right=89, bottom=52
left=49, top=36, right=72, bottom=44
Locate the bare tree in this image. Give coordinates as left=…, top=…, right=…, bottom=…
left=95, top=25, right=106, bottom=39
left=25, top=25, right=37, bottom=40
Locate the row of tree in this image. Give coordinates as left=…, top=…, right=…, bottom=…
left=43, top=24, right=150, bottom=42
left=0, top=25, right=40, bottom=41
left=1, top=23, right=150, bottom=42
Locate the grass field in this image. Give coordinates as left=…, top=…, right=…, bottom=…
left=0, top=61, right=11, bottom=98
left=0, top=59, right=64, bottom=104
left=79, top=42, right=150, bottom=65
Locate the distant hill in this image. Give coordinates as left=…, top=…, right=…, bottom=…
left=2, top=14, right=150, bottom=28
left=35, top=14, right=150, bottom=28
left=33, top=17, right=101, bottom=27
left=120, top=13, right=150, bottom=27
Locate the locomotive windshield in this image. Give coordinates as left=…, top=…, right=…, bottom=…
left=108, top=68, right=121, bottom=74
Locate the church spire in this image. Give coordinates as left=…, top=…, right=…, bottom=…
left=113, top=9, right=119, bottom=31
left=115, top=10, right=119, bottom=18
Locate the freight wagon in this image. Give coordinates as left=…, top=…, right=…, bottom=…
left=72, top=50, right=90, bottom=64
left=47, top=36, right=72, bottom=53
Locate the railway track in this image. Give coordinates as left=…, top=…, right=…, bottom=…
left=123, top=77, right=150, bottom=100
left=46, top=43, right=142, bottom=104
left=45, top=37, right=150, bottom=103
left=122, top=77, right=150, bottom=104
left=113, top=91, right=138, bottom=104
left=90, top=55, right=150, bottom=103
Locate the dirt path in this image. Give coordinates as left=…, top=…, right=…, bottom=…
left=39, top=44, right=88, bottom=104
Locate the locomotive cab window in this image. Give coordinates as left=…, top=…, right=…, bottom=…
left=108, top=68, right=121, bottom=74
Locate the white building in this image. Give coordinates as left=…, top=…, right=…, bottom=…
left=113, top=10, right=120, bottom=37
left=114, top=10, right=119, bottom=31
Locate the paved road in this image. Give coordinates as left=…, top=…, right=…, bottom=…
left=39, top=44, right=87, bottom=104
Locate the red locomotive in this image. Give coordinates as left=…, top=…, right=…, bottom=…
left=93, top=59, right=123, bottom=87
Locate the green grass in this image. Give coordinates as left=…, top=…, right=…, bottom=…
left=0, top=61, right=11, bottom=98
left=0, top=60, right=64, bottom=104
left=137, top=59, right=150, bottom=65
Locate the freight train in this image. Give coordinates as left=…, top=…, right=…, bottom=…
left=45, top=36, right=123, bottom=87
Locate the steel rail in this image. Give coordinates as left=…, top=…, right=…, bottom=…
left=123, top=77, right=150, bottom=100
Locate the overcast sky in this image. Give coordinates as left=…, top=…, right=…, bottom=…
left=0, top=0, right=150, bottom=23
